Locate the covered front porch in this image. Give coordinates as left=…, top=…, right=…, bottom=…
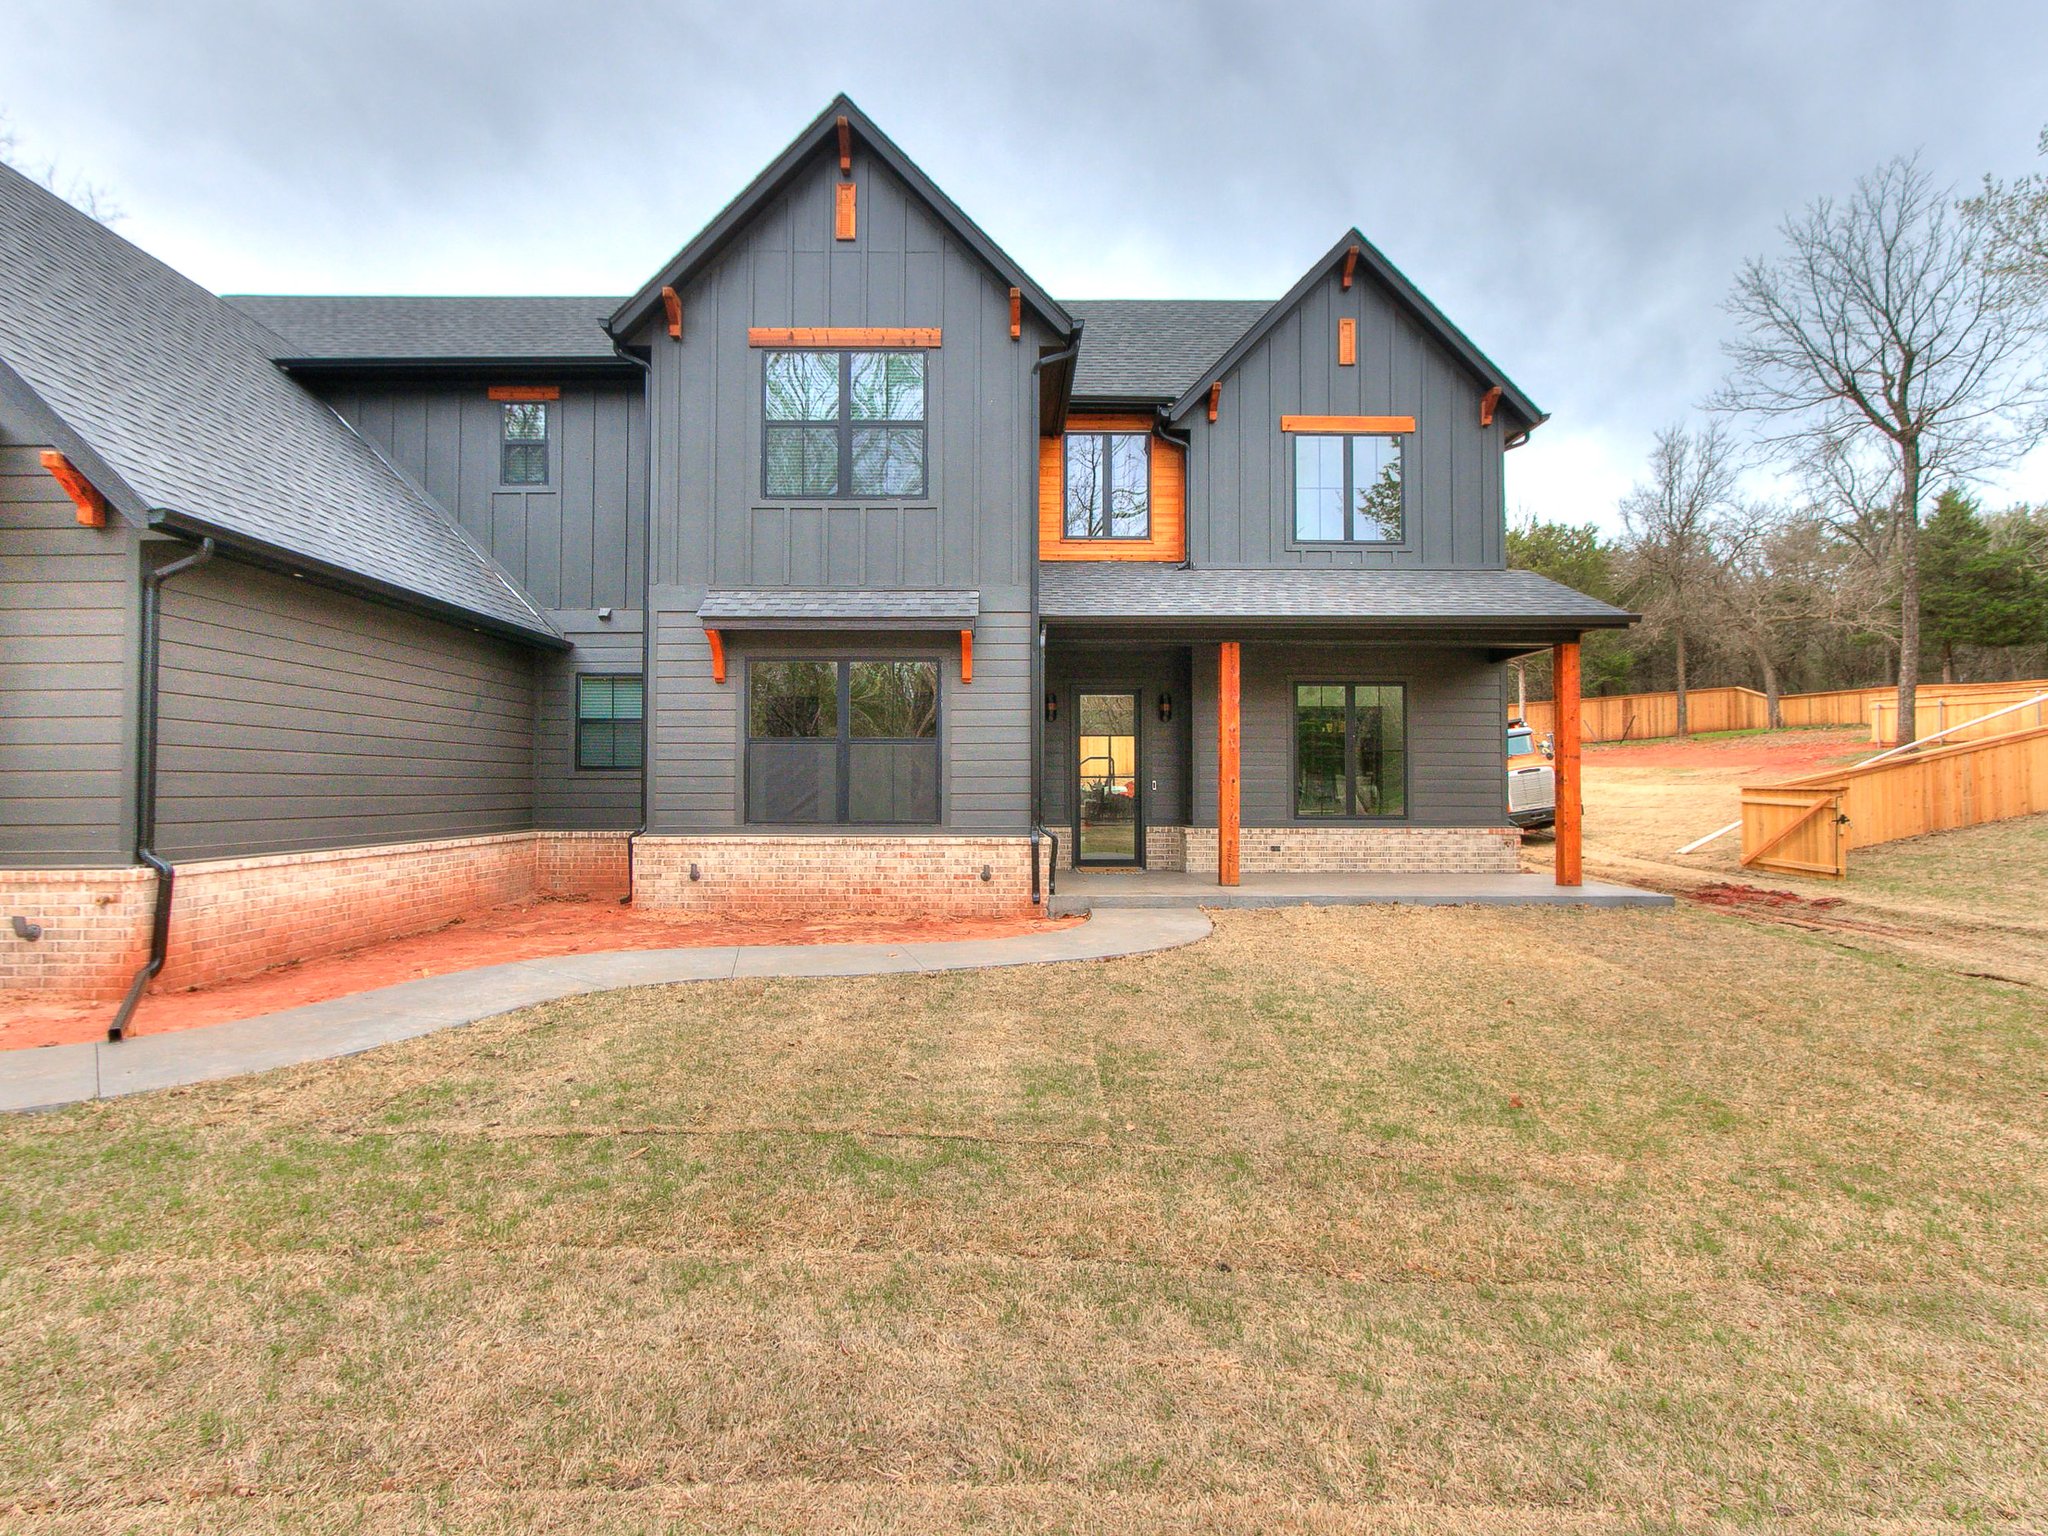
left=1038, top=564, right=1620, bottom=893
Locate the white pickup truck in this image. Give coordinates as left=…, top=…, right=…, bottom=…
left=1505, top=721, right=1556, bottom=830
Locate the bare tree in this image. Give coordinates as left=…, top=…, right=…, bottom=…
left=1966, top=125, right=2048, bottom=295
left=1618, top=423, right=1736, bottom=735
left=0, top=112, right=122, bottom=223
left=1717, top=156, right=2048, bottom=743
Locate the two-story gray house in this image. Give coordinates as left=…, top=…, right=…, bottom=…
left=0, top=96, right=1629, bottom=1023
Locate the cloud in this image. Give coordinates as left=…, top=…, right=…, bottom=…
left=4, top=0, right=2045, bottom=522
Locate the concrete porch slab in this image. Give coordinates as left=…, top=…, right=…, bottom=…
left=1048, top=869, right=1671, bottom=914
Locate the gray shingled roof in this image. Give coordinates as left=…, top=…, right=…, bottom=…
left=217, top=293, right=1264, bottom=402
left=0, top=165, right=557, bottom=644
left=1064, top=300, right=1271, bottom=401
left=1039, top=565, right=1633, bottom=628
left=226, top=294, right=626, bottom=363
left=697, top=588, right=981, bottom=627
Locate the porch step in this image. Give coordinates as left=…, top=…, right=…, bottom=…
left=1049, top=870, right=1670, bottom=915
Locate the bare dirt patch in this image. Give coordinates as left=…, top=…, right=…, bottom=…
left=0, top=897, right=1082, bottom=1052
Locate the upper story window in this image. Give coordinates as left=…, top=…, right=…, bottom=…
left=1063, top=432, right=1150, bottom=539
left=501, top=402, right=550, bottom=485
left=1294, top=433, right=1403, bottom=544
left=762, top=350, right=926, bottom=500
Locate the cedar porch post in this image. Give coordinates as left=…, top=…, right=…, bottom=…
left=1554, top=639, right=1582, bottom=887
left=1217, top=641, right=1241, bottom=886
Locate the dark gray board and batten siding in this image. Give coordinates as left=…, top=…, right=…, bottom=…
left=154, top=558, right=535, bottom=861
left=319, top=378, right=650, bottom=830
left=1180, top=266, right=1507, bottom=572
left=0, top=437, right=138, bottom=867
left=635, top=146, right=1049, bottom=836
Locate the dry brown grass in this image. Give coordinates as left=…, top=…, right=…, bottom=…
left=4, top=904, right=2045, bottom=1532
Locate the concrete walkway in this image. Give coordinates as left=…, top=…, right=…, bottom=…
left=1050, top=869, right=1672, bottom=914
left=0, top=909, right=1212, bottom=1116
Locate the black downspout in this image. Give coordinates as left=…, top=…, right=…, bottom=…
left=109, top=536, right=215, bottom=1042
left=1028, top=330, right=1083, bottom=906
left=610, top=333, right=655, bottom=902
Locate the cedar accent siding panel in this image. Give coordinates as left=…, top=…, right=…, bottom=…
left=321, top=378, right=647, bottom=612
left=1037, top=414, right=1187, bottom=562
left=155, top=559, right=535, bottom=860
left=0, top=440, right=136, bottom=866
left=641, top=142, right=1043, bottom=834
left=1182, top=266, right=1506, bottom=570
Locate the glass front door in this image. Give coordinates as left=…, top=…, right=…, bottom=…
left=1076, top=691, right=1141, bottom=865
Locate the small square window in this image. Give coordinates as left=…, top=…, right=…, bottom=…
left=576, top=675, right=643, bottom=770
left=502, top=402, right=549, bottom=486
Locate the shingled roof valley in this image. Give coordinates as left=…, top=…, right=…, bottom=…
left=225, top=293, right=1275, bottom=403
left=0, top=165, right=559, bottom=643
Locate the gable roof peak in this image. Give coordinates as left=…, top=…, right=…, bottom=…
left=611, top=95, right=1074, bottom=342
left=1165, top=226, right=1546, bottom=434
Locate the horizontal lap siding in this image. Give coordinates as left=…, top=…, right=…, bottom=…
left=0, top=442, right=135, bottom=866
left=537, top=617, right=644, bottom=829
left=652, top=619, right=1026, bottom=832
left=155, top=559, right=536, bottom=859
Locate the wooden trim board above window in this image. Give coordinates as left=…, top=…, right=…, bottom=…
left=748, top=327, right=940, bottom=348
left=488, top=385, right=561, bottom=402
left=1280, top=414, right=1415, bottom=434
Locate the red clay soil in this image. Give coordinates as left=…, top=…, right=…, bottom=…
left=0, top=898, right=1084, bottom=1053
left=1689, top=882, right=1845, bottom=912
left=1590, top=726, right=1873, bottom=776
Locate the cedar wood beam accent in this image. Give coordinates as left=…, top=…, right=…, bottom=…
left=1341, top=243, right=1361, bottom=289
left=1554, top=639, right=1582, bottom=886
left=836, top=114, right=852, bottom=174
left=1008, top=286, right=1022, bottom=340
left=1480, top=385, right=1503, bottom=427
left=661, top=286, right=683, bottom=340
left=747, top=327, right=940, bottom=348
left=959, top=628, right=973, bottom=683
left=1337, top=317, right=1357, bottom=366
left=1279, top=414, right=1416, bottom=434
left=487, top=385, right=561, bottom=402
left=835, top=181, right=857, bottom=240
left=39, top=450, right=108, bottom=528
left=1217, top=641, right=1242, bottom=886
left=1207, top=380, right=1222, bottom=423
left=706, top=628, right=727, bottom=685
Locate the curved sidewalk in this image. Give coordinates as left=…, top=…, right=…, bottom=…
left=0, top=909, right=1212, bottom=1115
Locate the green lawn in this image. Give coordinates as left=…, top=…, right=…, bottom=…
left=3, top=904, right=2044, bottom=1532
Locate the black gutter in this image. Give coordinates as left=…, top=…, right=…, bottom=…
left=1027, top=329, right=1084, bottom=906
left=109, top=537, right=215, bottom=1042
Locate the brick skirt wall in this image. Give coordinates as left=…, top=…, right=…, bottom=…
left=634, top=835, right=1038, bottom=919
left=1, top=830, right=634, bottom=1001
left=1183, top=825, right=1520, bottom=875
left=0, top=867, right=155, bottom=999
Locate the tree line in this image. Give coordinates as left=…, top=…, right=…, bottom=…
left=1512, top=139, right=2048, bottom=742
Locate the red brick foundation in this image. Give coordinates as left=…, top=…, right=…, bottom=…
left=0, top=830, right=637, bottom=1001
left=0, top=867, right=155, bottom=1000
left=1183, top=825, right=1520, bottom=875
left=632, top=835, right=1037, bottom=920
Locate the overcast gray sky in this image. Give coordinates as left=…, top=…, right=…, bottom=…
left=4, top=0, right=2046, bottom=529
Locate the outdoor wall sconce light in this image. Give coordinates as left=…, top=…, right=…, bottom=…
left=1157, top=693, right=1174, bottom=723
left=1045, top=691, right=1058, bottom=722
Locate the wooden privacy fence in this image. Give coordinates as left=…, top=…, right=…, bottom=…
left=1739, top=723, right=2048, bottom=878
left=1511, top=678, right=2048, bottom=745
left=1868, top=684, right=2048, bottom=746
left=1512, top=686, right=1768, bottom=743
